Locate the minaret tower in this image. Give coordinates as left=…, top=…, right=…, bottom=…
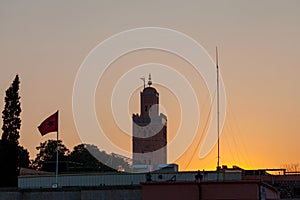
left=132, top=74, right=167, bottom=166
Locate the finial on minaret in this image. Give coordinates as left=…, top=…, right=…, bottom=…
left=140, top=77, right=145, bottom=89
left=148, top=73, right=152, bottom=87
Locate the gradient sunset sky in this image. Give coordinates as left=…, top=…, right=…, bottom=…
left=0, top=1, right=299, bottom=170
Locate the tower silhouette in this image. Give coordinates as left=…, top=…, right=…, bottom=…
left=132, top=74, right=167, bottom=166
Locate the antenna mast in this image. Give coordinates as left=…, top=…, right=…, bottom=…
left=216, top=47, right=220, bottom=170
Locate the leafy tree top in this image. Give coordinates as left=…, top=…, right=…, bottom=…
left=69, top=143, right=130, bottom=172
left=68, top=144, right=116, bottom=172
left=32, top=139, right=69, bottom=171
left=1, top=75, right=21, bottom=145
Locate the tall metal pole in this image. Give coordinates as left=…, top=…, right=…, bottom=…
left=216, top=47, right=220, bottom=170
left=55, top=110, right=59, bottom=186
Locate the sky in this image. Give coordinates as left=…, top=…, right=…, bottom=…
left=0, top=0, right=299, bottom=171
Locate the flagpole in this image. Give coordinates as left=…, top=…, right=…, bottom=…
left=55, top=110, right=59, bottom=186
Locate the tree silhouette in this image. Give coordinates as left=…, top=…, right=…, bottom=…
left=0, top=140, right=18, bottom=187
left=31, top=141, right=131, bottom=173
left=32, top=139, right=69, bottom=172
left=282, top=163, right=299, bottom=172
left=68, top=144, right=116, bottom=172
left=0, top=75, right=27, bottom=187
left=70, top=144, right=131, bottom=172
left=17, top=146, right=30, bottom=168
left=1, top=75, right=21, bottom=145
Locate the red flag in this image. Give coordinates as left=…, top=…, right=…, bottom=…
left=38, top=111, right=58, bottom=136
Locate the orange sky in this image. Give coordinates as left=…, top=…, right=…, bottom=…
left=0, top=1, right=299, bottom=171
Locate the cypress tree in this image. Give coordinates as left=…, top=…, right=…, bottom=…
left=2, top=75, right=21, bottom=144
left=0, top=75, right=22, bottom=187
